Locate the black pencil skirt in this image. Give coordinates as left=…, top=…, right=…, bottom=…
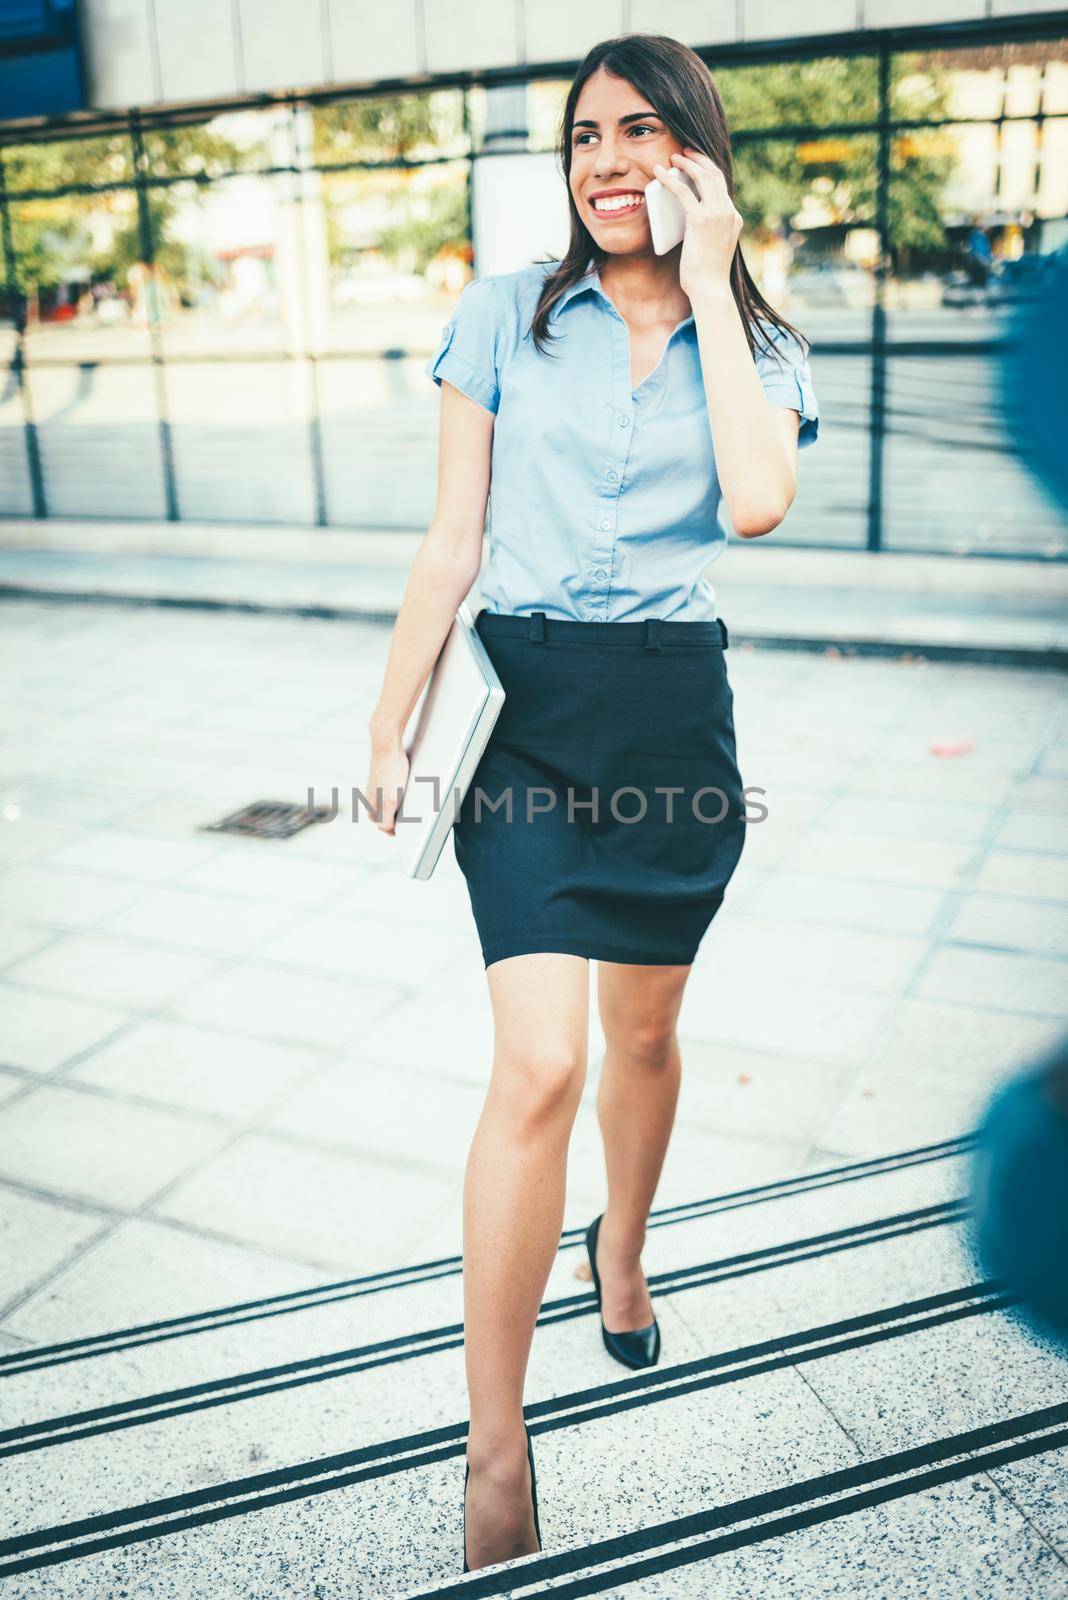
left=452, top=608, right=748, bottom=969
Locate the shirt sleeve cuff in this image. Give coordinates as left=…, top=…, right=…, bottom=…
left=424, top=320, right=501, bottom=415
left=760, top=375, right=820, bottom=448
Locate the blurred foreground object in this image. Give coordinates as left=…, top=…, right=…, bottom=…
left=970, top=1032, right=1068, bottom=1350
left=1000, top=246, right=1068, bottom=516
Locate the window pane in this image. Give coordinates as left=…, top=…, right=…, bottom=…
left=891, top=40, right=1068, bottom=121
left=884, top=57, right=1067, bottom=558
left=736, top=134, right=875, bottom=547
left=0, top=290, right=16, bottom=366
left=884, top=125, right=995, bottom=343
left=12, top=192, right=152, bottom=361
left=470, top=78, right=568, bottom=154
left=166, top=362, right=315, bottom=523
left=883, top=354, right=1066, bottom=557
left=151, top=173, right=298, bottom=357
left=0, top=379, right=33, bottom=515
left=311, top=90, right=468, bottom=166
left=143, top=107, right=282, bottom=178
left=1045, top=58, right=1068, bottom=115
left=1040, top=117, right=1068, bottom=225
left=886, top=119, right=1065, bottom=343
left=319, top=356, right=438, bottom=528
left=1, top=132, right=132, bottom=194
left=738, top=135, right=877, bottom=347
left=781, top=351, right=871, bottom=549
left=525, top=79, right=569, bottom=153
left=26, top=363, right=166, bottom=518
left=717, top=57, right=878, bottom=133
left=313, top=159, right=470, bottom=353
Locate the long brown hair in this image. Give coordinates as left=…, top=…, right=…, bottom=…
left=529, top=33, right=806, bottom=366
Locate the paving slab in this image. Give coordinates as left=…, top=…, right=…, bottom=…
left=0, top=1085, right=229, bottom=1210
left=948, top=894, right=1068, bottom=957
left=0, top=863, right=150, bottom=931
left=801, top=1308, right=1068, bottom=1458
left=916, top=946, right=1068, bottom=1017
left=167, top=961, right=404, bottom=1051
left=0, top=1188, right=105, bottom=1314
left=64, top=1020, right=335, bottom=1121
left=0, top=984, right=129, bottom=1074
left=5, top=932, right=217, bottom=1013
left=150, top=1130, right=459, bottom=1273
left=989, top=1455, right=1068, bottom=1561
left=0, top=1214, right=327, bottom=1348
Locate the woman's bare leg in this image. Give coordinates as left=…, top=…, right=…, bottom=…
left=463, top=951, right=590, bottom=1571
left=593, top=962, right=691, bottom=1331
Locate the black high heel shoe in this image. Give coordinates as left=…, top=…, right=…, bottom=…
left=463, top=1424, right=542, bottom=1573
left=585, top=1213, right=661, bottom=1371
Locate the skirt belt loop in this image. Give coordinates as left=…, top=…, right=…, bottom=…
left=528, top=610, right=547, bottom=643
left=717, top=617, right=729, bottom=650
left=643, top=617, right=663, bottom=651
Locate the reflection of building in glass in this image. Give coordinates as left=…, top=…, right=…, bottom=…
left=909, top=49, right=1068, bottom=252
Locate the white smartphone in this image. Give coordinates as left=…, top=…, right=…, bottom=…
left=645, top=170, right=702, bottom=255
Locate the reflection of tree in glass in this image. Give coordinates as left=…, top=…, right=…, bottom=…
left=5, top=135, right=127, bottom=309
left=717, top=58, right=954, bottom=261
left=142, top=123, right=261, bottom=179
left=3, top=133, right=131, bottom=196
left=6, top=125, right=243, bottom=317
left=9, top=199, right=95, bottom=308
left=104, top=194, right=222, bottom=315
left=314, top=94, right=471, bottom=277
left=376, top=182, right=470, bottom=275
left=312, top=93, right=465, bottom=164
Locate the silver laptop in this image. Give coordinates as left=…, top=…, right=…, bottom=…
left=399, top=600, right=506, bottom=880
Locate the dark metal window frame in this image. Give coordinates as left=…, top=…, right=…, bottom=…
left=0, top=12, right=1064, bottom=554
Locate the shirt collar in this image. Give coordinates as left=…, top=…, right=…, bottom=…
left=548, top=263, right=607, bottom=322
left=548, top=262, right=696, bottom=334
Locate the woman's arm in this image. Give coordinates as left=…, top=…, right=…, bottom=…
left=365, top=381, right=494, bottom=834
left=689, top=286, right=799, bottom=537
left=654, top=147, right=801, bottom=538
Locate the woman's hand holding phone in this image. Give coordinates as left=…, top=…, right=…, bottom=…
left=651, top=147, right=743, bottom=300
left=644, top=171, right=699, bottom=257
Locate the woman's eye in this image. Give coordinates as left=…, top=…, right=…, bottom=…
left=574, top=124, right=658, bottom=146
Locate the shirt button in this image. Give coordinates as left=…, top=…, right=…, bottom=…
left=593, top=568, right=607, bottom=579
left=618, top=415, right=630, bottom=427
left=606, top=470, right=618, bottom=482
left=599, top=519, right=611, bottom=531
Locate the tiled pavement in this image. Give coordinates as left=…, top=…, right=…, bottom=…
left=1, top=598, right=1067, bottom=1597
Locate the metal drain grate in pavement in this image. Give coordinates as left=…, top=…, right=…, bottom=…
left=202, top=800, right=334, bottom=840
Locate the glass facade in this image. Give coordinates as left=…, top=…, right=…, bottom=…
left=0, top=32, right=1065, bottom=555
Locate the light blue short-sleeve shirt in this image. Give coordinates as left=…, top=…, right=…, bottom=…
left=425, top=260, right=818, bottom=624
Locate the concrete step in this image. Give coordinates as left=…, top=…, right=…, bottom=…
left=2, top=530, right=1068, bottom=665
left=2, top=1137, right=1065, bottom=1597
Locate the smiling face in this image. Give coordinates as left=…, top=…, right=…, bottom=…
left=569, top=66, right=685, bottom=254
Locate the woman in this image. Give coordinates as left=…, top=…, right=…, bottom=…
left=365, top=33, right=818, bottom=1574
